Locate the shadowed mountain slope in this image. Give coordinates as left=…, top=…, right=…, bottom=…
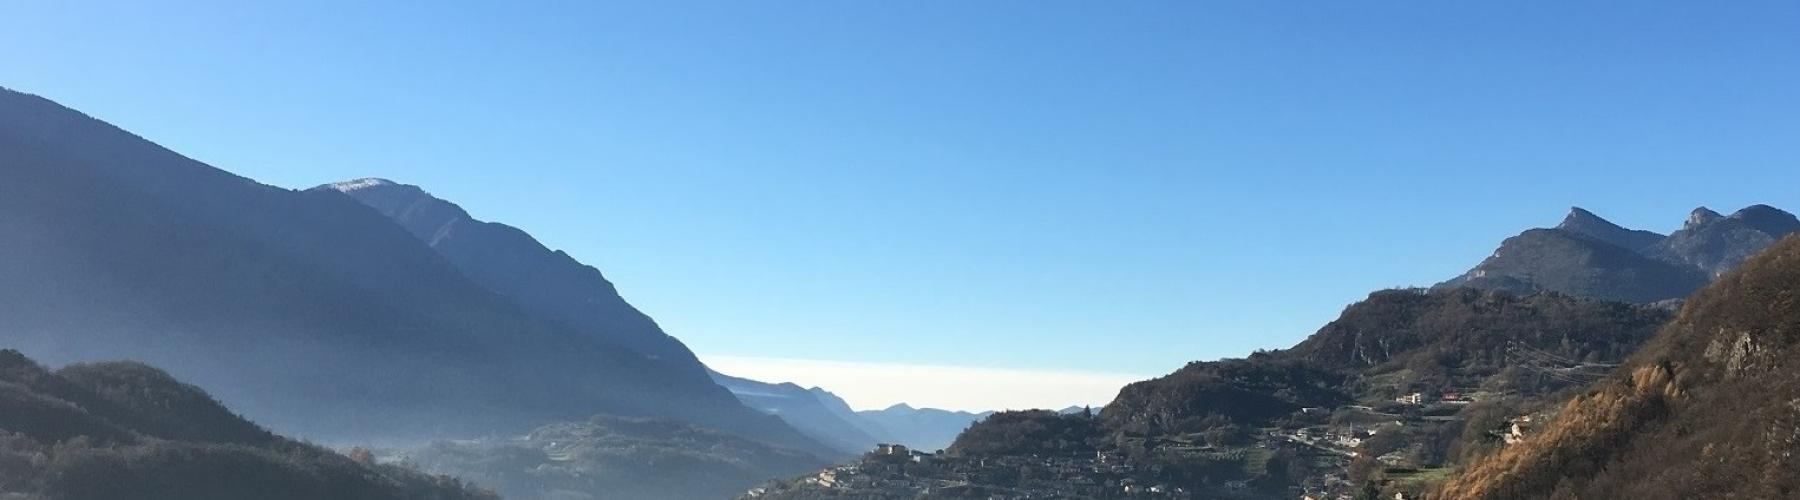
left=320, top=179, right=703, bottom=368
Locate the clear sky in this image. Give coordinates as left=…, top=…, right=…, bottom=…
left=5, top=2, right=1799, bottom=410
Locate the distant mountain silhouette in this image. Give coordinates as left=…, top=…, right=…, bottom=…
left=855, top=404, right=993, bottom=452
left=947, top=409, right=1100, bottom=458
left=1439, top=235, right=1800, bottom=499
left=1439, top=205, right=1797, bottom=302
left=0, top=87, right=828, bottom=456
left=709, top=369, right=997, bottom=454
left=710, top=370, right=879, bottom=455
left=0, top=349, right=496, bottom=500
left=807, top=386, right=899, bottom=444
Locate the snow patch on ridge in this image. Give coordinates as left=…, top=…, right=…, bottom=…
left=328, top=178, right=398, bottom=192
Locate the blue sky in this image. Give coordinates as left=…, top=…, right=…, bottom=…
left=5, top=1, right=1799, bottom=409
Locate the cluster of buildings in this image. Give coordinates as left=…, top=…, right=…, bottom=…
left=1282, top=425, right=1378, bottom=457
left=1394, top=391, right=1477, bottom=406
left=745, top=445, right=1199, bottom=499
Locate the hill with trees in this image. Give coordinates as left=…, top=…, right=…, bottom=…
left=947, top=410, right=1101, bottom=458
left=0, top=349, right=495, bottom=500
left=1106, top=288, right=1669, bottom=438
left=1103, top=357, right=1349, bottom=437
left=1287, top=288, right=1671, bottom=398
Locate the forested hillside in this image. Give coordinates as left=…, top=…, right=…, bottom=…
left=0, top=349, right=495, bottom=500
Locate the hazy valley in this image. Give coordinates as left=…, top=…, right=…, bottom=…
left=3, top=4, right=1798, bottom=499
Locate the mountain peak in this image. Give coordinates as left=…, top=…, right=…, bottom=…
left=1687, top=206, right=1724, bottom=229
left=1731, top=203, right=1789, bottom=216
left=316, top=178, right=471, bottom=245
left=1728, top=204, right=1800, bottom=237
left=1560, top=206, right=1601, bottom=223
left=1720, top=203, right=1792, bottom=220
left=1553, top=206, right=1664, bottom=251
left=1557, top=206, right=1621, bottom=232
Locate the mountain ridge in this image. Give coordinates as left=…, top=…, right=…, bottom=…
left=319, top=177, right=706, bottom=369
left=1439, top=204, right=1796, bottom=302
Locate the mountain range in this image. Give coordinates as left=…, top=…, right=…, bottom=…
left=1438, top=205, right=1799, bottom=303
left=0, top=87, right=829, bottom=456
